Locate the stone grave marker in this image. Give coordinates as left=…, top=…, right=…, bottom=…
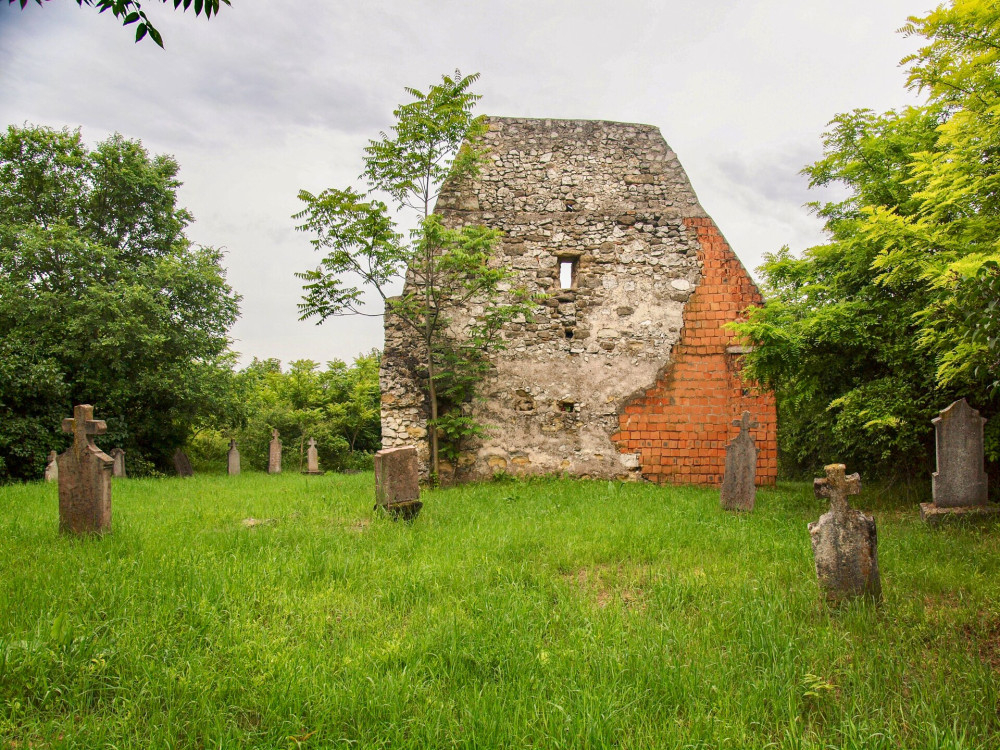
left=268, top=429, right=282, bottom=474
left=721, top=410, right=758, bottom=511
left=44, top=451, right=58, bottom=482
left=809, top=463, right=881, bottom=603
left=57, top=404, right=113, bottom=534
left=110, top=447, right=126, bottom=478
left=173, top=448, right=194, bottom=478
left=374, top=446, right=422, bottom=519
left=303, top=437, right=322, bottom=475
left=227, top=439, right=240, bottom=476
left=920, top=399, right=998, bottom=525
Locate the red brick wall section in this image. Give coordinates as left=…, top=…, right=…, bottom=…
left=611, top=217, right=778, bottom=486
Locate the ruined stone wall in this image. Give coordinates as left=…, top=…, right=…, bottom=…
left=380, top=116, right=777, bottom=485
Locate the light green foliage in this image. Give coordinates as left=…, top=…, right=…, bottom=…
left=733, top=0, right=1000, bottom=477
left=296, top=72, right=538, bottom=477
left=1, top=475, right=998, bottom=746
left=0, top=124, right=240, bottom=480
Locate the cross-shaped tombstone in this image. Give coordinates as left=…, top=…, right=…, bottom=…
left=720, top=410, right=759, bottom=511
left=268, top=429, right=282, bottom=474
left=227, top=439, right=241, bottom=476
left=304, top=437, right=322, bottom=475
left=57, top=404, right=114, bottom=534
left=808, top=463, right=881, bottom=603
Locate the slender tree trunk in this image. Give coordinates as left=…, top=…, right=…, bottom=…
left=426, top=329, right=439, bottom=482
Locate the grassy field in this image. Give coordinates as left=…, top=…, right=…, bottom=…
left=0, top=473, right=998, bottom=749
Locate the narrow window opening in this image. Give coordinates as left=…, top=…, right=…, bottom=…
left=559, top=400, right=576, bottom=413
left=559, top=258, right=577, bottom=289
left=564, top=328, right=574, bottom=340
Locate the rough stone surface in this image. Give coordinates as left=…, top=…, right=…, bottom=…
left=227, top=439, right=240, bottom=476
left=720, top=411, right=758, bottom=511
left=174, top=449, right=194, bottom=478
left=931, top=399, right=988, bottom=509
left=44, top=451, right=58, bottom=482
left=380, top=117, right=777, bottom=484
left=919, top=502, right=1000, bottom=526
left=809, top=464, right=881, bottom=603
left=268, top=429, right=282, bottom=475
left=304, top=437, right=322, bottom=475
left=374, top=446, right=420, bottom=510
left=57, top=404, right=113, bottom=535
left=110, top=448, right=125, bottom=478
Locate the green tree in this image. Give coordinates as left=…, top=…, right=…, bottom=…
left=0, top=124, right=240, bottom=480
left=295, top=71, right=536, bottom=479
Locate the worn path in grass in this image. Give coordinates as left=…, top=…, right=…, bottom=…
left=1, top=473, right=998, bottom=749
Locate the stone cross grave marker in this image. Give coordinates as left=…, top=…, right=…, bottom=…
left=920, top=399, right=998, bottom=524
left=268, top=429, right=282, bottom=474
left=110, top=447, right=126, bottom=478
left=44, top=450, right=58, bottom=482
left=227, top=439, right=240, bottom=476
left=303, top=437, right=322, bottom=475
left=721, top=410, right=758, bottom=511
left=173, top=448, right=194, bottom=477
left=57, top=404, right=113, bottom=534
left=809, top=463, right=881, bottom=603
left=374, top=446, right=422, bottom=520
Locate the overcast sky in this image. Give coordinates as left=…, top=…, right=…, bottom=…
left=1, top=0, right=927, bottom=367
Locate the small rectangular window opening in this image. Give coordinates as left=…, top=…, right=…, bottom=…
left=559, top=259, right=577, bottom=289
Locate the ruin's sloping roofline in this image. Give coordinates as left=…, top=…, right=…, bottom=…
left=483, top=115, right=663, bottom=131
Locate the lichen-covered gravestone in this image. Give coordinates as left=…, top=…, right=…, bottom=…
left=809, top=464, right=881, bottom=603
left=720, top=411, right=758, bottom=511
left=303, top=438, right=322, bottom=475
left=374, top=446, right=422, bottom=519
left=57, top=404, right=114, bottom=535
left=44, top=451, right=58, bottom=482
left=110, top=447, right=126, bottom=478
left=268, top=429, right=282, bottom=474
left=227, top=439, right=240, bottom=476
left=920, top=399, right=998, bottom=525
left=174, top=449, right=194, bottom=478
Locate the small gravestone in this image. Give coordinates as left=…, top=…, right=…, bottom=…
left=303, top=437, right=322, bottom=475
left=268, top=429, right=282, bottom=474
left=227, top=439, right=240, bottom=476
left=44, top=450, right=58, bottom=482
left=721, top=411, right=758, bottom=511
left=374, top=446, right=422, bottom=519
left=809, top=463, right=881, bottom=603
left=57, top=404, right=113, bottom=535
left=173, top=448, right=194, bottom=478
left=110, top=447, right=126, bottom=478
left=920, top=399, right=998, bottom=525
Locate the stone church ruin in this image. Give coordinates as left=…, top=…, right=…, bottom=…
left=380, top=117, right=777, bottom=485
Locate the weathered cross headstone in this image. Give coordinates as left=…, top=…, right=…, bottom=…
left=57, top=404, right=113, bottom=534
left=110, top=447, right=126, bottom=478
left=809, top=463, right=881, bottom=603
left=721, top=411, right=758, bottom=511
left=173, top=448, right=194, bottom=478
left=303, top=437, right=322, bottom=475
left=268, top=429, right=282, bottom=474
left=920, top=399, right=998, bottom=525
left=227, top=439, right=240, bottom=476
left=374, top=446, right=422, bottom=519
left=44, top=450, right=58, bottom=482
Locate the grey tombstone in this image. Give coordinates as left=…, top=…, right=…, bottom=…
left=268, top=429, right=282, bottom=474
left=374, top=446, right=422, bottom=519
left=303, top=437, right=322, bottom=475
left=173, top=448, right=194, bottom=478
left=57, top=404, right=113, bottom=535
left=227, top=439, right=241, bottom=476
left=44, top=450, right=59, bottom=482
left=720, top=411, right=758, bottom=511
left=809, top=463, right=881, bottom=603
left=920, top=399, right=998, bottom=524
left=110, top=447, right=126, bottom=478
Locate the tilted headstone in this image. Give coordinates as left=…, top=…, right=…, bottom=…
left=173, top=448, right=194, bottom=478
left=303, top=437, right=322, bottom=475
left=268, top=429, right=282, bottom=474
left=809, top=464, right=881, bottom=603
left=374, top=446, right=422, bottom=519
left=57, top=404, right=113, bottom=534
left=920, top=399, right=997, bottom=524
left=721, top=411, right=758, bottom=511
left=227, top=439, right=240, bottom=476
left=44, top=450, right=58, bottom=482
left=110, top=447, right=126, bottom=478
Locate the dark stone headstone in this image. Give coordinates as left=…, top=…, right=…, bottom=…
left=173, top=449, right=194, bottom=478
left=268, top=429, right=282, bottom=474
left=227, top=439, right=240, bottom=476
left=720, top=411, right=758, bottom=511
left=303, top=437, right=322, bottom=475
left=374, top=446, right=422, bottom=519
left=110, top=447, right=126, bottom=478
left=57, top=404, right=113, bottom=534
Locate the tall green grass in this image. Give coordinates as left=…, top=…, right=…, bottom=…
left=1, top=473, right=997, bottom=748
